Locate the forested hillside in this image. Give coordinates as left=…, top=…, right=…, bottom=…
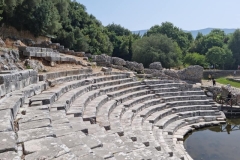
left=0, top=0, right=240, bottom=70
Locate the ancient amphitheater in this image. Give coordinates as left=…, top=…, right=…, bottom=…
left=0, top=66, right=226, bottom=159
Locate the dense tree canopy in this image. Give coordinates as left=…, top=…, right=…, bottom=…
left=146, top=22, right=193, bottom=52
left=132, top=34, right=181, bottom=68
left=0, top=1, right=240, bottom=70
left=106, top=24, right=140, bottom=60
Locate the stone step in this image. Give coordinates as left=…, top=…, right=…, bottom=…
left=83, top=95, right=109, bottom=123
left=123, top=94, right=156, bottom=108
left=151, top=87, right=179, bottom=94
left=91, top=78, right=134, bottom=89
left=33, top=74, right=129, bottom=108
left=96, top=100, right=117, bottom=129
left=167, top=99, right=210, bottom=107
left=0, top=151, right=20, bottom=160
left=131, top=98, right=161, bottom=114
left=115, top=90, right=150, bottom=103
left=154, top=114, right=180, bottom=129
left=162, top=95, right=207, bottom=103
left=23, top=137, right=70, bottom=160
left=52, top=85, right=91, bottom=111
left=18, top=127, right=55, bottom=143
left=172, top=104, right=212, bottom=112
left=66, top=90, right=99, bottom=117
left=92, top=74, right=129, bottom=83
left=106, top=82, right=145, bottom=98
left=66, top=80, right=140, bottom=117
left=163, top=120, right=188, bottom=135
left=0, top=96, right=24, bottom=119
left=178, top=110, right=216, bottom=117
left=48, top=72, right=101, bottom=87
left=157, top=90, right=205, bottom=97
left=0, top=131, right=17, bottom=153
left=142, top=79, right=180, bottom=85
left=147, top=108, right=173, bottom=124
left=147, top=83, right=190, bottom=89
left=0, top=109, right=14, bottom=132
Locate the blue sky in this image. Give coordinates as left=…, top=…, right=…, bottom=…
left=77, top=0, right=240, bottom=31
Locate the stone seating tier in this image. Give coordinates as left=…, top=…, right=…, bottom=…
left=0, top=70, right=226, bottom=160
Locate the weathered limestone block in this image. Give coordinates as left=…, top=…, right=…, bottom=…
left=163, top=69, right=179, bottom=79
left=24, top=59, right=44, bottom=72
left=0, top=132, right=17, bottom=153
left=126, top=61, right=144, bottom=73
left=74, top=52, right=85, bottom=57
left=95, top=54, right=112, bottom=66
left=101, top=67, right=112, bottom=72
left=178, top=65, right=203, bottom=83
left=0, top=151, right=20, bottom=160
left=18, top=127, right=55, bottom=143
left=24, top=137, right=70, bottom=159
left=0, top=38, right=6, bottom=47
left=149, top=62, right=162, bottom=70
left=0, top=96, right=23, bottom=119
left=112, top=57, right=126, bottom=66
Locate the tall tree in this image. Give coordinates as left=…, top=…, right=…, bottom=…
left=0, top=0, right=4, bottom=21
left=133, top=34, right=181, bottom=68
left=228, top=29, right=240, bottom=69
left=146, top=22, right=193, bottom=52
left=183, top=52, right=207, bottom=67
left=206, top=46, right=233, bottom=69
left=106, top=24, right=139, bottom=60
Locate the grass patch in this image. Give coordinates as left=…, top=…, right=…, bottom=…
left=216, top=77, right=240, bottom=88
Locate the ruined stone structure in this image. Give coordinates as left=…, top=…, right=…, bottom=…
left=0, top=67, right=225, bottom=159
left=18, top=46, right=84, bottom=67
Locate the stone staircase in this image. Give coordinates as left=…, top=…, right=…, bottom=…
left=0, top=69, right=226, bottom=160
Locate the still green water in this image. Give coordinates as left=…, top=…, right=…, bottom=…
left=184, top=118, right=240, bottom=160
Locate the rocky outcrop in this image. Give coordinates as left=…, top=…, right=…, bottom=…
left=93, top=54, right=144, bottom=73
left=163, top=69, right=179, bottom=79
left=24, top=59, right=45, bottom=72
left=0, top=49, right=22, bottom=71
left=149, top=62, right=162, bottom=70
left=112, top=57, right=126, bottom=66
left=0, top=38, right=6, bottom=47
left=164, top=65, right=203, bottom=83
left=178, top=65, right=203, bottom=83
left=94, top=54, right=112, bottom=67
left=126, top=61, right=144, bottom=73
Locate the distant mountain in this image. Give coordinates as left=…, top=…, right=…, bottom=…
left=132, top=28, right=237, bottom=38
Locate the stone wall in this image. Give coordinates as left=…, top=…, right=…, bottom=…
left=0, top=69, right=38, bottom=97
left=203, top=70, right=240, bottom=79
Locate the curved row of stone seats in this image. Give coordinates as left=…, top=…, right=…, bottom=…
left=1, top=68, right=109, bottom=159
left=117, top=90, right=206, bottom=146
left=31, top=73, right=130, bottom=106
left=108, top=85, right=198, bottom=158
left=140, top=98, right=223, bottom=158
left=53, top=75, right=178, bottom=159
left=3, top=71, right=225, bottom=159
left=38, top=68, right=92, bottom=82
left=0, top=71, right=50, bottom=159
left=78, top=76, right=222, bottom=159
left=98, top=79, right=222, bottom=159
left=65, top=77, right=136, bottom=117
